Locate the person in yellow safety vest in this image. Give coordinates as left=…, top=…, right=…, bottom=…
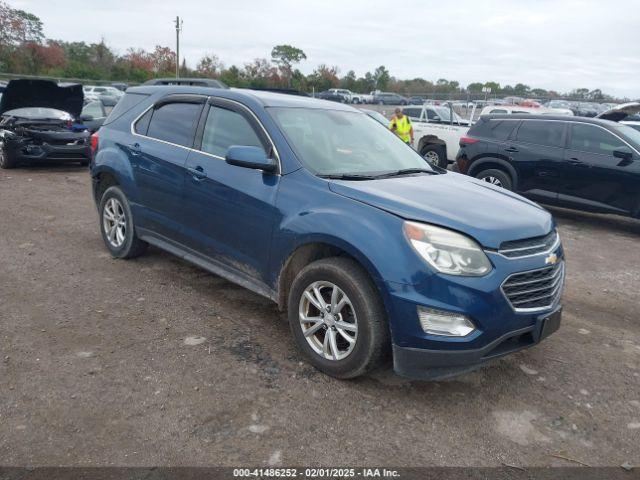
left=389, top=107, right=414, bottom=145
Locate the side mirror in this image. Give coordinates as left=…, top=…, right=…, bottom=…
left=80, top=114, right=94, bottom=121
left=225, top=146, right=277, bottom=173
left=613, top=148, right=633, bottom=161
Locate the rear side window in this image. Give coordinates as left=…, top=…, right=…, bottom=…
left=201, top=106, right=265, bottom=157
left=516, top=120, right=565, bottom=147
left=134, top=109, right=152, bottom=135
left=471, top=119, right=517, bottom=140
left=570, top=124, right=626, bottom=155
left=490, top=109, right=508, bottom=114
left=103, top=92, right=149, bottom=125
left=147, top=102, right=202, bottom=148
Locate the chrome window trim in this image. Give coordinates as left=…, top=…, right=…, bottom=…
left=501, top=262, right=565, bottom=313
left=129, top=95, right=282, bottom=174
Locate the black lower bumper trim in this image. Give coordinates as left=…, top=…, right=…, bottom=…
left=393, top=308, right=562, bottom=380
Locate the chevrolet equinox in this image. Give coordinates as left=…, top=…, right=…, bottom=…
left=90, top=87, right=565, bottom=379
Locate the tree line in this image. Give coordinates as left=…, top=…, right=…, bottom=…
left=0, top=1, right=621, bottom=101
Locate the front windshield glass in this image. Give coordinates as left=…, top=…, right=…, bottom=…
left=432, top=106, right=462, bottom=123
left=3, top=107, right=72, bottom=120
left=268, top=107, right=434, bottom=176
left=613, top=123, right=640, bottom=146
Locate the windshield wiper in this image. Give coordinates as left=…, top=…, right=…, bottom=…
left=318, top=173, right=378, bottom=180
left=372, top=168, right=438, bottom=179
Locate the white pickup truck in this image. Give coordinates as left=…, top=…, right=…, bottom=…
left=401, top=105, right=476, bottom=167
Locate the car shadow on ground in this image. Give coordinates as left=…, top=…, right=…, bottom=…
left=546, top=205, right=640, bottom=236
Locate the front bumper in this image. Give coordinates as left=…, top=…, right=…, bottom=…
left=384, top=243, right=565, bottom=379
left=5, top=134, right=90, bottom=164
left=393, top=307, right=562, bottom=379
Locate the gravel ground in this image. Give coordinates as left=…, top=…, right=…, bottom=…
left=0, top=166, right=639, bottom=468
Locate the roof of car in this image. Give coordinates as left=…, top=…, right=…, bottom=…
left=126, top=85, right=360, bottom=111
left=481, top=113, right=619, bottom=127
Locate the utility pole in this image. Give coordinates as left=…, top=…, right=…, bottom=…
left=174, top=16, right=183, bottom=78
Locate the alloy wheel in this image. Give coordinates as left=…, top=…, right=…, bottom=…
left=423, top=150, right=440, bottom=166
left=298, top=281, right=358, bottom=361
left=102, top=197, right=126, bottom=248
left=482, top=176, right=503, bottom=187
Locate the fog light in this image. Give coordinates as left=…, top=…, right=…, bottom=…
left=417, top=307, right=475, bottom=337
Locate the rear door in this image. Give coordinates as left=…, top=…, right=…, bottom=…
left=130, top=95, right=205, bottom=240
left=182, top=98, right=280, bottom=284
left=560, top=123, right=639, bottom=214
left=503, top=119, right=566, bottom=203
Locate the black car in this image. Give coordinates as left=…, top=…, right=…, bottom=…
left=455, top=114, right=640, bottom=217
left=0, top=79, right=91, bottom=169
left=316, top=90, right=346, bottom=103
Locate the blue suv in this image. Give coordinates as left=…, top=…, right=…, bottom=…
left=90, top=86, right=564, bottom=379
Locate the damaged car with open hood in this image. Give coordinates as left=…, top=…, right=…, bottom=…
left=0, top=79, right=91, bottom=169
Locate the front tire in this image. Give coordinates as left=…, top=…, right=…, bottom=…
left=475, top=168, right=513, bottom=190
left=0, top=141, right=16, bottom=169
left=287, top=257, right=390, bottom=379
left=98, top=185, right=148, bottom=259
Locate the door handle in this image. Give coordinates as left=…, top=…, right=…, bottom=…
left=187, top=166, right=207, bottom=180
left=128, top=142, right=141, bottom=156
left=504, top=146, right=519, bottom=153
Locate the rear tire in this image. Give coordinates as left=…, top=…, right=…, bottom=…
left=421, top=144, right=448, bottom=168
left=98, top=185, right=148, bottom=259
left=475, top=168, right=513, bottom=190
left=287, top=257, right=390, bottom=379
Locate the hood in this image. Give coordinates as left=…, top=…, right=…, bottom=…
left=597, top=102, right=640, bottom=122
left=328, top=172, right=553, bottom=249
left=0, top=79, right=84, bottom=117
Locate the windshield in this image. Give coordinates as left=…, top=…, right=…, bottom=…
left=363, top=110, right=389, bottom=125
left=431, top=106, right=462, bottom=123
left=268, top=107, right=434, bottom=176
left=3, top=107, right=72, bottom=120
left=614, top=123, right=640, bottom=146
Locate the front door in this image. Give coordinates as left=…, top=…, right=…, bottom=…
left=560, top=123, right=639, bottom=214
left=182, top=99, right=280, bottom=285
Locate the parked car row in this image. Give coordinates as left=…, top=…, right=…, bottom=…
left=6, top=78, right=638, bottom=382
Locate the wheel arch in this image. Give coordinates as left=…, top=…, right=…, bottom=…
left=417, top=135, right=447, bottom=153
left=468, top=157, right=519, bottom=189
left=276, top=238, right=386, bottom=312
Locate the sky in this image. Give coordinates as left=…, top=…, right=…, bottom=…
left=12, top=0, right=640, bottom=98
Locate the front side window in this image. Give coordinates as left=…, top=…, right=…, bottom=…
left=570, top=124, right=626, bottom=155
left=268, top=107, right=434, bottom=176
left=146, top=102, right=202, bottom=147
left=516, top=120, right=565, bottom=147
left=201, top=105, right=265, bottom=157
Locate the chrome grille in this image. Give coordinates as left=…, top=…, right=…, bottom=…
left=499, top=230, right=559, bottom=258
left=502, top=262, right=564, bottom=312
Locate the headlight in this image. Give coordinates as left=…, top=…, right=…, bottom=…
left=403, top=221, right=492, bottom=276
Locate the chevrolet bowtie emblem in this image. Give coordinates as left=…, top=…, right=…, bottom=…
left=545, top=253, right=559, bottom=265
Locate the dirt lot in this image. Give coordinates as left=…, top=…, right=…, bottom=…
left=1, top=166, right=639, bottom=468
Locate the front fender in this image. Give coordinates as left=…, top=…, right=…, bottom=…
left=269, top=169, right=428, bottom=290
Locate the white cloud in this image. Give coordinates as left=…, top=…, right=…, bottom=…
left=14, top=0, right=640, bottom=97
